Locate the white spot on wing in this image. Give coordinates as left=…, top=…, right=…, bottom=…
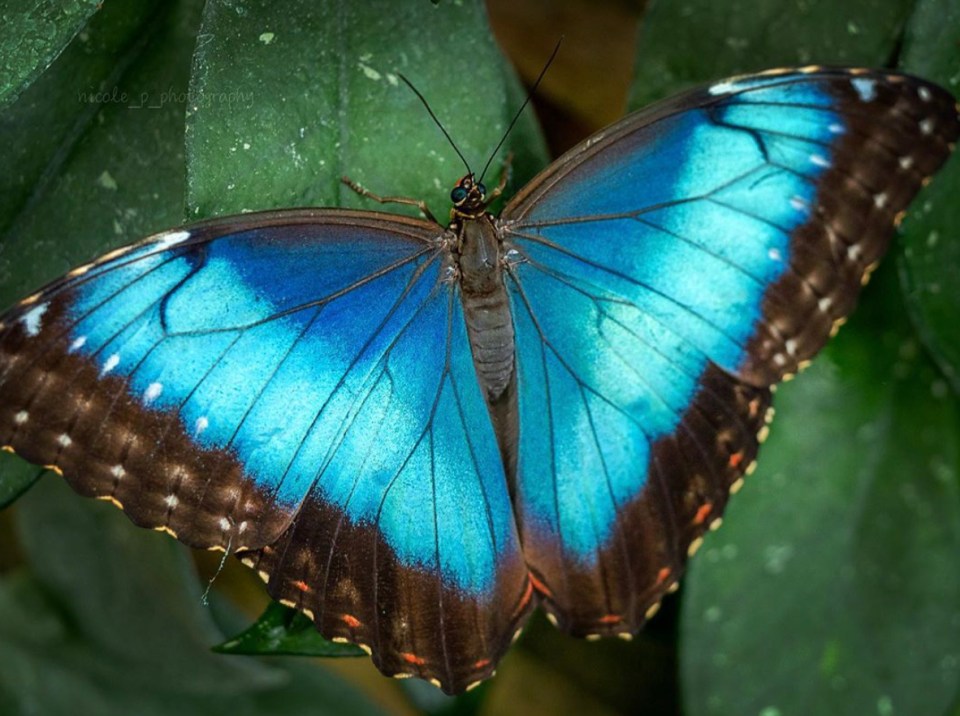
left=708, top=80, right=739, bottom=95
left=20, top=303, right=48, bottom=337
left=768, top=247, right=783, bottom=262
left=111, top=465, right=126, bottom=479
left=156, top=230, right=191, bottom=249
left=57, top=433, right=72, bottom=447
left=899, top=156, right=914, bottom=170
left=918, top=86, right=932, bottom=102
left=102, top=353, right=120, bottom=375
left=828, top=122, right=844, bottom=134
left=164, top=494, right=179, bottom=508
left=144, top=382, right=163, bottom=403
left=851, top=77, right=877, bottom=102
left=218, top=518, right=231, bottom=532
left=919, top=118, right=934, bottom=135
left=873, top=192, right=888, bottom=209
left=69, top=335, right=87, bottom=352
left=195, top=416, right=209, bottom=435
left=810, top=154, right=831, bottom=168
left=14, top=411, right=28, bottom=425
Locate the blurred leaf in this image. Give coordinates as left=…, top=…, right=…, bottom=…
left=681, top=263, right=960, bottom=715
left=217, top=602, right=365, bottom=657
left=0, top=453, right=44, bottom=509
left=185, top=0, right=546, bottom=220
left=631, top=0, right=914, bottom=107
left=0, top=0, right=102, bottom=107
left=1, top=477, right=384, bottom=715
left=897, top=0, right=960, bottom=393
left=0, top=0, right=164, bottom=237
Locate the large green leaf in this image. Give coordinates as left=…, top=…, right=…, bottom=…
left=185, top=0, right=545, bottom=219
left=0, top=456, right=43, bottom=510
left=897, top=0, right=960, bottom=393
left=0, top=0, right=102, bottom=107
left=0, top=0, right=184, bottom=309
left=0, top=0, right=389, bottom=712
left=680, top=264, right=960, bottom=715
left=634, top=1, right=960, bottom=712
left=631, top=0, right=915, bottom=107
left=0, top=0, right=164, bottom=238
left=0, top=0, right=547, bottom=711
left=1, top=476, right=383, bottom=716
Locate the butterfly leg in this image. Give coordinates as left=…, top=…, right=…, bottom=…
left=340, top=175, right=439, bottom=224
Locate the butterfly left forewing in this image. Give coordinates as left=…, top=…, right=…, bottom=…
left=500, top=69, right=959, bottom=635
left=0, top=209, right=532, bottom=693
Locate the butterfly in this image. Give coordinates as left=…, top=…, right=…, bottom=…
left=0, top=66, right=957, bottom=694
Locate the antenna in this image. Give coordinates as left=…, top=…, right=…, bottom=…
left=397, top=73, right=473, bottom=175
left=478, top=36, right=563, bottom=183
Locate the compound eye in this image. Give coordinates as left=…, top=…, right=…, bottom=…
left=451, top=186, right=468, bottom=203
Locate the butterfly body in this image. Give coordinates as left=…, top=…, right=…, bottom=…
left=450, top=195, right=516, bottom=403
left=1, top=67, right=958, bottom=693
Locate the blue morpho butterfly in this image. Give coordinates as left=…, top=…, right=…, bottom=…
left=0, top=66, right=958, bottom=693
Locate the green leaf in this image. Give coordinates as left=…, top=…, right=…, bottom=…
left=1, top=476, right=384, bottom=715
left=0, top=0, right=195, bottom=491
left=0, top=0, right=102, bottom=107
left=216, top=602, right=365, bottom=657
left=631, top=0, right=915, bottom=107
left=0, top=0, right=165, bottom=238
left=0, top=0, right=384, bottom=711
left=897, top=0, right=960, bottom=393
left=633, top=3, right=960, bottom=713
left=0, top=452, right=44, bottom=509
left=185, top=0, right=546, bottom=220
left=681, top=262, right=960, bottom=715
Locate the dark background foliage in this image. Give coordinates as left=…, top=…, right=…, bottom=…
left=0, top=1, right=957, bottom=714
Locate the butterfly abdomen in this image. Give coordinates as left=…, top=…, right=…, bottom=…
left=455, top=214, right=520, bottom=477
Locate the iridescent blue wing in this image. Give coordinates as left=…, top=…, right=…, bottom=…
left=0, top=210, right=530, bottom=692
left=500, top=69, right=959, bottom=636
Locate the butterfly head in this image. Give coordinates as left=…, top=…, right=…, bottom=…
left=450, top=174, right=488, bottom=217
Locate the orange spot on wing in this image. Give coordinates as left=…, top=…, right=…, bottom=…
left=516, top=580, right=534, bottom=610
left=400, top=652, right=426, bottom=666
left=528, top=572, right=553, bottom=598
left=472, top=658, right=491, bottom=670
left=292, top=580, right=312, bottom=593
left=693, top=503, right=713, bottom=525
left=728, top=452, right=744, bottom=468
left=655, top=567, right=671, bottom=585
left=341, top=613, right=361, bottom=628
left=598, top=614, right=622, bottom=625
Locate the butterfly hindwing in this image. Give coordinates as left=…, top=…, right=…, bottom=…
left=502, top=69, right=959, bottom=634
left=0, top=210, right=531, bottom=692
left=242, top=286, right=532, bottom=691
